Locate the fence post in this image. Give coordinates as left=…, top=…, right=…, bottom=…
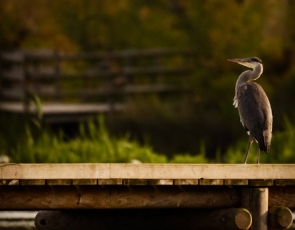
left=242, top=187, right=268, bottom=230
left=23, top=51, right=30, bottom=116
left=54, top=50, right=61, bottom=102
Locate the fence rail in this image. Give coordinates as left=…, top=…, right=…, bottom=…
left=0, top=48, right=194, bottom=123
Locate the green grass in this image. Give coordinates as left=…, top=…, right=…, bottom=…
left=7, top=116, right=208, bottom=164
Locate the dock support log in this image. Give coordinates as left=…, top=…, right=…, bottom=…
left=268, top=206, right=293, bottom=229
left=242, top=188, right=268, bottom=230
left=0, top=185, right=240, bottom=209
left=35, top=208, right=252, bottom=230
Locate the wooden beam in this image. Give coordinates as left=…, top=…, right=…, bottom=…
left=1, top=164, right=295, bottom=180
left=34, top=208, right=252, bottom=230
left=2, top=184, right=295, bottom=210
left=0, top=185, right=240, bottom=210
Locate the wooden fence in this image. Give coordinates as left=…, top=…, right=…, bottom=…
left=0, top=48, right=194, bottom=123
left=1, top=164, right=295, bottom=230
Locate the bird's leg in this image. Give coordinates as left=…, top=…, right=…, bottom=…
left=256, top=148, right=260, bottom=164
left=243, top=136, right=254, bottom=164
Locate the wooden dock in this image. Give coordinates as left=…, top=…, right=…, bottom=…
left=1, top=164, right=295, bottom=230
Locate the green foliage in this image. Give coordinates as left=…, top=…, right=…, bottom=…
left=10, top=116, right=162, bottom=163
left=223, top=117, right=295, bottom=164
left=264, top=118, right=295, bottom=163
left=170, top=154, right=207, bottom=164
left=7, top=116, right=207, bottom=164
left=169, top=142, right=208, bottom=163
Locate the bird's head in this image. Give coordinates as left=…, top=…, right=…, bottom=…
left=228, top=57, right=262, bottom=69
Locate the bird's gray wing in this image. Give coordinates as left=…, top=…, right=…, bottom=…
left=236, top=82, right=272, bottom=152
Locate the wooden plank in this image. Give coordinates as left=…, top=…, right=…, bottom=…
left=123, top=179, right=148, bottom=185
left=60, top=48, right=194, bottom=60
left=275, top=179, right=295, bottom=186
left=25, top=49, right=56, bottom=60
left=199, top=179, right=223, bottom=185
left=173, top=179, right=199, bottom=185
left=111, top=164, right=295, bottom=180
left=46, top=179, right=72, bottom=185
left=0, top=163, right=110, bottom=180
left=110, top=164, right=295, bottom=179
left=148, top=179, right=173, bottom=185
left=224, top=179, right=248, bottom=186
left=0, top=51, right=24, bottom=62
left=2, top=164, right=295, bottom=180
left=20, top=179, right=45, bottom=186
left=0, top=103, right=124, bottom=114
left=98, top=179, right=122, bottom=185
left=249, top=179, right=274, bottom=186
left=0, top=186, right=241, bottom=210
left=0, top=179, right=19, bottom=185
left=1, top=67, right=25, bottom=80
left=72, top=179, right=97, bottom=185
left=41, top=104, right=124, bottom=114
left=121, top=66, right=190, bottom=76
left=71, top=66, right=189, bottom=79
left=44, top=85, right=189, bottom=98
left=0, top=89, right=25, bottom=100
left=27, top=66, right=56, bottom=78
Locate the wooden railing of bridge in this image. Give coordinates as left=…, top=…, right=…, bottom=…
left=1, top=164, right=295, bottom=230
left=0, top=49, right=194, bottom=123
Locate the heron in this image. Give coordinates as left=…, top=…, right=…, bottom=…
left=228, top=57, right=273, bottom=164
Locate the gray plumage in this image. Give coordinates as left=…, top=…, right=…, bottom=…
left=228, top=57, right=273, bottom=164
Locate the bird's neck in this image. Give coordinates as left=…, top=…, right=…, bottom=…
left=235, top=63, right=263, bottom=90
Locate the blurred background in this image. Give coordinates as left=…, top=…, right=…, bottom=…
left=1, top=0, right=295, bottom=164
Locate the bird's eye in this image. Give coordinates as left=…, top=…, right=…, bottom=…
left=251, top=57, right=262, bottom=63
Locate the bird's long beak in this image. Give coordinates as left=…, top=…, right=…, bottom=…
left=228, top=58, right=255, bottom=69
left=228, top=58, right=243, bottom=63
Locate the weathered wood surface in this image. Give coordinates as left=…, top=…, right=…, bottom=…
left=34, top=208, right=252, bottom=230
left=268, top=186, right=295, bottom=207
left=0, top=185, right=241, bottom=210
left=1, top=185, right=295, bottom=210
left=1, top=164, right=295, bottom=180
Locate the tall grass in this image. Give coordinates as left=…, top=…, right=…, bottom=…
left=8, top=116, right=208, bottom=164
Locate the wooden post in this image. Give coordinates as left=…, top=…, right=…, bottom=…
left=242, top=188, right=268, bottom=230
left=54, top=50, right=61, bottom=102
left=268, top=206, right=293, bottom=229
left=35, top=208, right=252, bottom=230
